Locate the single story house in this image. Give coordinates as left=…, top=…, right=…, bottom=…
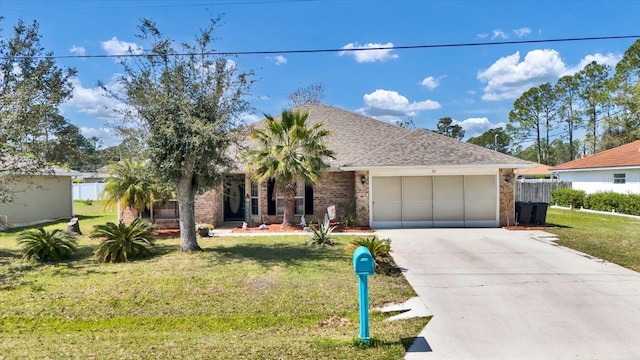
left=550, top=140, right=640, bottom=194
left=122, top=105, right=533, bottom=228
left=0, top=165, right=75, bottom=229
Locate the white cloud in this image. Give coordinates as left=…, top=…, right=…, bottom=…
left=478, top=49, right=623, bottom=101
left=69, top=45, right=86, bottom=56
left=513, top=27, right=532, bottom=37
left=492, top=29, right=508, bottom=39
left=101, top=37, right=142, bottom=57
left=478, top=49, right=567, bottom=101
left=358, top=89, right=440, bottom=122
left=339, top=42, right=399, bottom=63
left=267, top=55, right=287, bottom=65
left=454, top=117, right=505, bottom=138
left=240, top=113, right=261, bottom=124
left=570, top=52, right=622, bottom=73
left=80, top=127, right=122, bottom=148
left=477, top=33, right=489, bottom=39
left=420, top=76, right=439, bottom=90
left=64, top=77, right=128, bottom=122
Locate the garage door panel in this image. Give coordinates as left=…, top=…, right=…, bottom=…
left=465, top=201, right=495, bottom=221
left=465, top=175, right=497, bottom=201
left=372, top=177, right=401, bottom=222
left=402, top=201, right=433, bottom=221
left=434, top=176, right=464, bottom=200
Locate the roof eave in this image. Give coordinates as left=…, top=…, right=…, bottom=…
left=552, top=165, right=640, bottom=172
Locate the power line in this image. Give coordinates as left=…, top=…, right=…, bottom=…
left=3, top=35, right=639, bottom=61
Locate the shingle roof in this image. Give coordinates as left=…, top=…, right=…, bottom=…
left=345, top=128, right=531, bottom=167
left=246, top=104, right=531, bottom=169
left=517, top=163, right=552, bottom=176
left=550, top=140, right=640, bottom=171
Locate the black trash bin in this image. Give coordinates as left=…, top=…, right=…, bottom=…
left=516, top=202, right=533, bottom=225
left=532, top=202, right=549, bottom=225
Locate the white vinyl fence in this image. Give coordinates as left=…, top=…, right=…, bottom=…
left=72, top=183, right=106, bottom=200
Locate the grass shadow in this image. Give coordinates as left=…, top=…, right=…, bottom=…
left=211, top=242, right=344, bottom=267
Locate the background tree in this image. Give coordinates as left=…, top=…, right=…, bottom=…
left=611, top=39, right=640, bottom=145
left=395, top=116, right=416, bottom=129
left=467, top=128, right=512, bottom=154
left=287, top=82, right=325, bottom=108
left=244, top=110, right=335, bottom=226
left=107, top=18, right=253, bottom=251
left=0, top=19, right=76, bottom=201
left=537, top=83, right=558, bottom=164
left=507, top=87, right=544, bottom=163
left=555, top=74, right=582, bottom=160
left=434, top=117, right=465, bottom=140
left=577, top=61, right=611, bottom=154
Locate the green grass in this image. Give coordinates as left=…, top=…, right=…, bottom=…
left=0, top=202, right=429, bottom=359
left=545, top=207, right=640, bottom=272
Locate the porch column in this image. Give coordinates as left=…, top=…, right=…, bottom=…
left=355, top=170, right=370, bottom=226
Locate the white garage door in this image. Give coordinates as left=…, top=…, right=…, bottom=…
left=371, top=175, right=497, bottom=228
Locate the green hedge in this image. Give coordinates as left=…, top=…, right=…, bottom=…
left=585, top=192, right=640, bottom=216
left=551, top=188, right=586, bottom=208
left=551, top=189, right=640, bottom=216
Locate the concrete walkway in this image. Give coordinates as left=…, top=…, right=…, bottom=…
left=377, top=228, right=640, bottom=360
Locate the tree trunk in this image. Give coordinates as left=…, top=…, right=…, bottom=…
left=282, top=182, right=296, bottom=226
left=177, top=176, right=202, bottom=252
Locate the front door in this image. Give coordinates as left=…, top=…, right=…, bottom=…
left=224, top=175, right=245, bottom=221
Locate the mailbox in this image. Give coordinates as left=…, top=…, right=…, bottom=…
left=353, top=246, right=374, bottom=275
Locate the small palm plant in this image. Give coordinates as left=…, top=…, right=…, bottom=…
left=90, top=218, right=156, bottom=263
left=17, top=228, right=78, bottom=262
left=345, top=236, right=395, bottom=274
left=308, top=218, right=336, bottom=247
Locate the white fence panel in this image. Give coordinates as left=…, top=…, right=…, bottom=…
left=73, top=183, right=106, bottom=200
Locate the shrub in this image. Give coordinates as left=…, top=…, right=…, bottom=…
left=551, top=188, right=586, bottom=208
left=345, top=236, right=398, bottom=275
left=339, top=197, right=366, bottom=227
left=83, top=199, right=94, bottom=206
left=308, top=218, right=336, bottom=247
left=91, top=218, right=155, bottom=263
left=17, top=228, right=78, bottom=262
left=586, top=192, right=640, bottom=216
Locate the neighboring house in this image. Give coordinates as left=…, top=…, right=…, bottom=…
left=0, top=165, right=75, bottom=229
left=81, top=165, right=110, bottom=184
left=122, top=105, right=533, bottom=228
left=551, top=140, right=640, bottom=194
left=515, top=163, right=556, bottom=181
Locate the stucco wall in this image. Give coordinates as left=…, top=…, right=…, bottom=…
left=556, top=169, right=640, bottom=194
left=0, top=175, right=73, bottom=226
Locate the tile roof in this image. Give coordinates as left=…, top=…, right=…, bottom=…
left=550, top=140, right=640, bottom=171
left=517, top=163, right=552, bottom=175
left=245, top=104, right=532, bottom=169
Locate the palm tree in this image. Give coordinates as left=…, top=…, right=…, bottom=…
left=244, top=109, right=335, bottom=226
left=100, top=159, right=165, bottom=218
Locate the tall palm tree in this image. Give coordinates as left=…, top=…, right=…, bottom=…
left=100, top=159, right=165, bottom=218
left=244, top=109, right=335, bottom=226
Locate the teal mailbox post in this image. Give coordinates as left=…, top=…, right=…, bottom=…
left=353, top=246, right=375, bottom=343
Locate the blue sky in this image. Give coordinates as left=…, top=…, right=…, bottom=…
left=2, top=0, right=639, bottom=148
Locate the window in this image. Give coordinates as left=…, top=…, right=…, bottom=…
left=276, top=182, right=305, bottom=215
left=614, top=173, right=626, bottom=184
left=250, top=181, right=259, bottom=215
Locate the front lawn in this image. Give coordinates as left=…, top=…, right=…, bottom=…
left=0, top=203, right=428, bottom=359
left=545, top=207, right=640, bottom=272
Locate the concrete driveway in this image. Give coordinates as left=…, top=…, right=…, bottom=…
left=376, top=228, right=640, bottom=360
